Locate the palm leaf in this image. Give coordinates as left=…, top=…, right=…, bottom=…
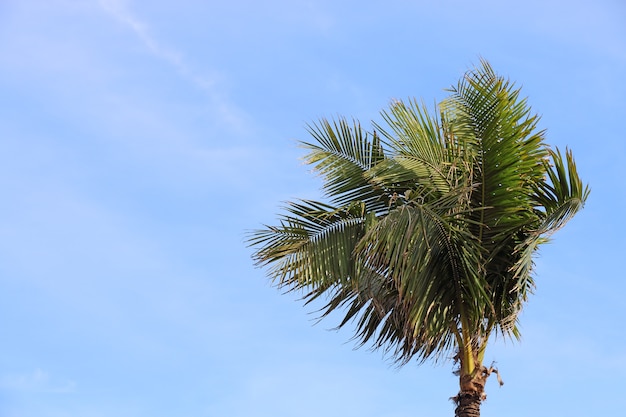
left=249, top=199, right=367, bottom=291
left=303, top=118, right=388, bottom=211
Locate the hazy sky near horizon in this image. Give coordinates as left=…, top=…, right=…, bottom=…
left=1, top=1, right=624, bottom=416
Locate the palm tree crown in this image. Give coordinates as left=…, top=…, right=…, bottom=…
left=248, top=60, right=588, bottom=416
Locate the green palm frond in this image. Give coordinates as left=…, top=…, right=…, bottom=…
left=534, top=147, right=591, bottom=234
left=303, top=118, right=388, bottom=211
left=445, top=60, right=548, bottom=236
left=508, top=147, right=590, bottom=294
left=374, top=99, right=459, bottom=196
left=249, top=199, right=367, bottom=291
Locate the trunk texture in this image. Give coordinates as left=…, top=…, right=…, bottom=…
left=454, top=391, right=482, bottom=417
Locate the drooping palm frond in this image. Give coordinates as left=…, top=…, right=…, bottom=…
left=249, top=199, right=367, bottom=292
left=351, top=195, right=484, bottom=363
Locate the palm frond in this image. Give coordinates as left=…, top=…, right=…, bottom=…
left=506, top=147, right=590, bottom=294
left=533, top=147, right=590, bottom=235
left=249, top=199, right=366, bottom=291
left=451, top=63, right=547, bottom=226
left=374, top=99, right=461, bottom=195
left=303, top=118, right=388, bottom=211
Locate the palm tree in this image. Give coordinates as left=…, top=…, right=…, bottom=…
left=248, top=60, right=589, bottom=417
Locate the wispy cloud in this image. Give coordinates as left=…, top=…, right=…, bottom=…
left=98, top=0, right=215, bottom=90
left=1, top=369, right=76, bottom=394
left=98, top=0, right=249, bottom=134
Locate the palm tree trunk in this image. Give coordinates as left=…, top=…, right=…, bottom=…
left=453, top=391, right=483, bottom=417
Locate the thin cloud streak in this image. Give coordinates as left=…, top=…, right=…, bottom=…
left=98, top=0, right=214, bottom=90
left=98, top=0, right=250, bottom=134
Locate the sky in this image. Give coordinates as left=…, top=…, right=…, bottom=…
left=0, top=0, right=624, bottom=416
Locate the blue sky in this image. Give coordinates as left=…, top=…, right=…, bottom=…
left=0, top=1, right=624, bottom=416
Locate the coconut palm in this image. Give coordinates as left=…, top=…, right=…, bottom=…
left=248, top=60, right=589, bottom=417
